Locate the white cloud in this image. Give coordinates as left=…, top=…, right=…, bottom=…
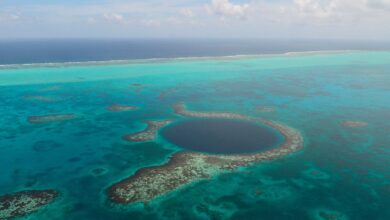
left=279, top=0, right=385, bottom=22
left=86, top=17, right=97, bottom=24
left=9, top=14, right=19, bottom=20
left=0, top=0, right=389, bottom=39
left=290, top=0, right=390, bottom=18
left=293, top=0, right=331, bottom=17
left=0, top=12, right=20, bottom=22
left=206, top=0, right=249, bottom=19
left=179, top=8, right=195, bottom=18
left=103, top=13, right=124, bottom=23
left=142, top=19, right=161, bottom=26
left=366, top=0, right=390, bottom=10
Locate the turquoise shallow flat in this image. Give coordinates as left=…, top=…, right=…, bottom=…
left=0, top=51, right=389, bottom=219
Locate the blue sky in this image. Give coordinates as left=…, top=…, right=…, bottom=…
left=0, top=0, right=389, bottom=39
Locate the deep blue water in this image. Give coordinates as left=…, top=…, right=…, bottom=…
left=1, top=39, right=390, bottom=65
left=161, top=119, right=281, bottom=154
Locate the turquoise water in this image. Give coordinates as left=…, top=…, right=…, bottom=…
left=0, top=51, right=389, bottom=219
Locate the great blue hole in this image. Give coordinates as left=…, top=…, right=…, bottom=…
left=161, top=119, right=282, bottom=154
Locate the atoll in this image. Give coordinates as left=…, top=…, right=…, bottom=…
left=108, top=103, right=303, bottom=204
left=107, top=104, right=138, bottom=112
left=28, top=114, right=76, bottom=123
left=122, top=120, right=173, bottom=142
left=0, top=190, right=58, bottom=219
left=341, top=120, right=368, bottom=128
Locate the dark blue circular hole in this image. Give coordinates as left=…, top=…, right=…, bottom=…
left=161, top=118, right=282, bottom=154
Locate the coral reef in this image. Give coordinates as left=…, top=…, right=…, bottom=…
left=38, top=85, right=62, bottom=92
left=108, top=103, right=303, bottom=204
left=302, top=168, right=330, bottom=180
left=28, top=114, right=76, bottom=123
left=159, top=87, right=179, bottom=99
left=24, top=95, right=60, bottom=102
left=107, top=104, right=138, bottom=112
left=195, top=203, right=224, bottom=220
left=90, top=167, right=109, bottom=177
left=122, top=120, right=173, bottom=142
left=341, top=120, right=368, bottom=128
left=129, top=84, right=144, bottom=93
left=173, top=103, right=249, bottom=120
left=0, top=190, right=58, bottom=219
left=256, top=106, right=276, bottom=113
left=32, top=140, right=62, bottom=152
left=314, top=209, right=348, bottom=220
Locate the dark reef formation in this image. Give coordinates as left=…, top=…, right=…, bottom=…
left=108, top=103, right=304, bottom=204
left=340, top=120, right=368, bottom=128
left=122, top=120, right=173, bottom=142
left=32, top=140, right=62, bottom=152
left=256, top=106, right=276, bottom=113
left=159, top=87, right=179, bottom=99
left=38, top=85, right=62, bottom=92
left=107, top=104, right=138, bottom=112
left=129, top=84, right=144, bottom=93
left=0, top=190, right=58, bottom=219
left=90, top=167, right=109, bottom=177
left=28, top=114, right=76, bottom=123
left=24, top=95, right=60, bottom=102
left=315, top=209, right=348, bottom=220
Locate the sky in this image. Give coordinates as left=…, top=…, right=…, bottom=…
left=0, top=0, right=389, bottom=40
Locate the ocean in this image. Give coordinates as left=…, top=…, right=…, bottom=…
left=1, top=39, right=390, bottom=65
left=0, top=40, right=389, bottom=220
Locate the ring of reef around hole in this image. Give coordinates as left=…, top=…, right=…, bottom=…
left=108, top=103, right=304, bottom=204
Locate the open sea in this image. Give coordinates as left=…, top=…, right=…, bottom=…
left=0, top=39, right=389, bottom=220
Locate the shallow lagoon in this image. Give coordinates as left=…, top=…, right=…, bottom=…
left=0, top=51, right=389, bottom=219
